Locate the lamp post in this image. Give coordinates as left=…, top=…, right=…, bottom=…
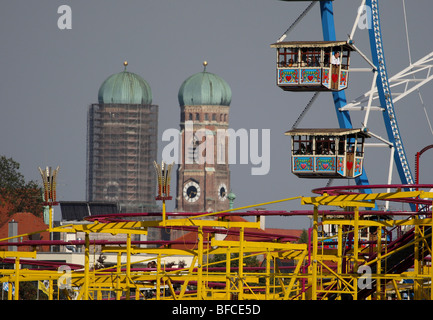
left=153, top=161, right=173, bottom=225
left=38, top=166, right=60, bottom=231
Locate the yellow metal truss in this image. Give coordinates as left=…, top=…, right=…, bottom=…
left=0, top=189, right=431, bottom=300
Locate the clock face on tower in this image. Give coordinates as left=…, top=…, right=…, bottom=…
left=183, top=181, right=201, bottom=202
left=218, top=183, right=227, bottom=201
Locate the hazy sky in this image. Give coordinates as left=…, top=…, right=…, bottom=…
left=1, top=1, right=433, bottom=229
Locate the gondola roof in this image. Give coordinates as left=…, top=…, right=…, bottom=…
left=270, top=40, right=355, bottom=51
left=285, top=128, right=370, bottom=137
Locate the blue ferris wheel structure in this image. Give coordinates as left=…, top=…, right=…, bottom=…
left=321, top=0, right=413, bottom=189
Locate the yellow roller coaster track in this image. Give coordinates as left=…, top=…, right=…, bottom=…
left=0, top=185, right=432, bottom=300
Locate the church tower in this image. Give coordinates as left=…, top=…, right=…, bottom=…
left=175, top=62, right=232, bottom=213
left=87, top=62, right=158, bottom=213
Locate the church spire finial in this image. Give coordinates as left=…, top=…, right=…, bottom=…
left=123, top=60, right=128, bottom=70
left=203, top=60, right=208, bottom=72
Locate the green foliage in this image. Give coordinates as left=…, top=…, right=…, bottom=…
left=298, top=229, right=309, bottom=244
left=0, top=156, right=25, bottom=189
left=0, top=156, right=43, bottom=217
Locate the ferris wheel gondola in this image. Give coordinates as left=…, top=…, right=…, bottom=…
left=285, top=128, right=369, bottom=179
left=271, top=41, right=355, bottom=92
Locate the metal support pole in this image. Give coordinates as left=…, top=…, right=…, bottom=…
left=48, top=279, right=54, bottom=300
left=7, top=282, right=12, bottom=300
left=49, top=205, right=53, bottom=253
left=225, top=247, right=230, bottom=299
left=312, top=205, right=319, bottom=300
left=162, top=200, right=166, bottom=226
left=156, top=254, right=161, bottom=300
left=84, top=232, right=90, bottom=300
left=362, top=71, right=378, bottom=128
left=337, top=225, right=343, bottom=292
left=349, top=0, right=366, bottom=40
left=416, top=151, right=420, bottom=211
left=49, top=205, right=53, bottom=231
left=126, top=233, right=131, bottom=300
left=386, top=147, right=395, bottom=210
left=197, top=226, right=203, bottom=299
left=430, top=211, right=433, bottom=300
left=277, top=1, right=317, bottom=42
left=354, top=207, right=359, bottom=271
left=414, top=223, right=420, bottom=300
left=116, top=252, right=121, bottom=300
left=225, top=247, right=231, bottom=299
left=14, top=257, right=19, bottom=300
left=266, top=250, right=271, bottom=299
left=238, top=227, right=244, bottom=300
left=376, top=226, right=382, bottom=300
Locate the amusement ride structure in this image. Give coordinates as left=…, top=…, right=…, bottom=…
left=1, top=0, right=433, bottom=300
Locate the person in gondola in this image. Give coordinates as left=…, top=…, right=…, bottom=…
left=331, top=51, right=340, bottom=65
left=296, top=143, right=306, bottom=154
left=288, top=58, right=294, bottom=67
left=331, top=51, right=341, bottom=89
left=311, top=55, right=320, bottom=67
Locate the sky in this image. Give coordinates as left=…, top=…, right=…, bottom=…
left=1, top=0, right=433, bottom=229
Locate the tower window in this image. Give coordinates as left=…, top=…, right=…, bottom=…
left=212, top=113, right=216, bottom=121
left=189, top=113, right=193, bottom=120
left=187, top=137, right=200, bottom=163
left=196, top=113, right=200, bottom=121
left=205, top=113, right=209, bottom=121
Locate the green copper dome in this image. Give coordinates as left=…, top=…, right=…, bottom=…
left=98, top=63, right=152, bottom=105
left=178, top=64, right=231, bottom=106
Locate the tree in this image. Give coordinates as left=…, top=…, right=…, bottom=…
left=0, top=156, right=43, bottom=217
left=298, top=229, right=309, bottom=244
left=0, top=156, right=25, bottom=189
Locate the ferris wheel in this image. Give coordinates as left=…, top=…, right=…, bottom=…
left=273, top=0, right=433, bottom=196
